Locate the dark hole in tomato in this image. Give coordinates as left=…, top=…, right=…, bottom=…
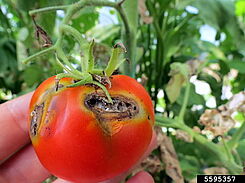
left=84, top=93, right=139, bottom=122
left=30, top=103, right=44, bottom=136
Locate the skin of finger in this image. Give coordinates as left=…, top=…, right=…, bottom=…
left=0, top=92, right=33, bottom=162
left=126, top=171, right=154, bottom=183
left=0, top=145, right=50, bottom=183
left=53, top=171, right=154, bottom=183
left=49, top=131, right=157, bottom=183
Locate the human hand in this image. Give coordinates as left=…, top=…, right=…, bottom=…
left=0, top=93, right=156, bottom=183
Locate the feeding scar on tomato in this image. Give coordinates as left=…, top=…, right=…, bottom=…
left=85, top=93, right=139, bottom=135
left=30, top=103, right=44, bottom=136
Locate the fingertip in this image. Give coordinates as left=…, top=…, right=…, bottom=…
left=52, top=178, right=72, bottom=183
left=126, top=171, right=154, bottom=183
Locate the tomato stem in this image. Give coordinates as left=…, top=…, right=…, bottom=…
left=178, top=80, right=191, bottom=122
left=88, top=39, right=95, bottom=72
left=228, top=121, right=245, bottom=149
left=29, top=5, right=69, bottom=16
left=22, top=46, right=56, bottom=64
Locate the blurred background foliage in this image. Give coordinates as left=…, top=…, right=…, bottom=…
left=0, top=0, right=245, bottom=182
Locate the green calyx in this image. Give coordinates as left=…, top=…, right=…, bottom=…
left=22, top=0, right=131, bottom=103
left=23, top=24, right=126, bottom=103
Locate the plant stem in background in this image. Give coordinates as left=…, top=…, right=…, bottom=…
left=178, top=81, right=190, bottom=122
left=122, top=0, right=138, bottom=77
left=228, top=121, right=245, bottom=149
left=29, top=5, right=69, bottom=15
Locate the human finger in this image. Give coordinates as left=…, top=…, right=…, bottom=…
left=126, top=171, right=154, bottom=183
left=0, top=92, right=33, bottom=162
left=0, top=144, right=50, bottom=183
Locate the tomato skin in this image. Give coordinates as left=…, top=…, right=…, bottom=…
left=29, top=75, right=154, bottom=183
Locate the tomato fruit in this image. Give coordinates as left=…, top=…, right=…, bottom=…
left=28, top=75, right=154, bottom=182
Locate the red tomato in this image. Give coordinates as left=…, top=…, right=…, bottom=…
left=28, top=75, right=154, bottom=182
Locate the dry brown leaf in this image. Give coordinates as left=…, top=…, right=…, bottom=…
left=199, top=109, right=235, bottom=137
left=186, top=59, right=202, bottom=75
left=138, top=0, right=153, bottom=24
left=203, top=167, right=229, bottom=175
left=175, top=129, right=193, bottom=143
left=199, top=92, right=245, bottom=137
left=225, top=91, right=245, bottom=113
left=138, top=74, right=148, bottom=87
left=132, top=154, right=163, bottom=175
left=202, top=67, right=221, bottom=82
left=155, top=127, right=184, bottom=183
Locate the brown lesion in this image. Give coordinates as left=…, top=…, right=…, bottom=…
left=30, top=103, right=44, bottom=136
left=30, top=85, right=60, bottom=137
left=84, top=93, right=139, bottom=135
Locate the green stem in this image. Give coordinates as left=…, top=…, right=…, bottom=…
left=60, top=25, right=86, bottom=47
left=22, top=46, right=56, bottom=64
left=155, top=115, right=179, bottom=128
left=66, top=73, right=93, bottom=87
left=228, top=121, right=245, bottom=149
left=146, top=1, right=164, bottom=43
left=222, top=137, right=234, bottom=161
left=121, top=0, right=138, bottom=77
left=88, top=39, right=95, bottom=72
left=59, top=25, right=89, bottom=71
left=56, top=47, right=83, bottom=77
left=55, top=54, right=77, bottom=74
left=233, top=149, right=243, bottom=166
left=29, top=5, right=69, bottom=15
left=56, top=73, right=80, bottom=80
left=61, top=0, right=130, bottom=36
left=178, top=81, right=191, bottom=122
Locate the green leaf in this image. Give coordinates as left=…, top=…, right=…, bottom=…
left=123, top=0, right=138, bottom=35
left=166, top=74, right=186, bottom=103
left=177, top=83, right=205, bottom=106
left=176, top=0, right=195, bottom=10
left=193, top=0, right=226, bottom=30
left=193, top=0, right=245, bottom=51
left=22, top=65, right=44, bottom=87
left=15, top=0, right=36, bottom=11
left=235, top=0, right=245, bottom=16
left=228, top=60, right=245, bottom=74
left=72, top=7, right=99, bottom=34
left=198, top=73, right=223, bottom=106
left=165, top=62, right=189, bottom=103
left=87, top=24, right=120, bottom=43
left=237, top=139, right=245, bottom=162
left=0, top=39, right=17, bottom=73
left=219, top=60, right=230, bottom=76
left=231, top=73, right=245, bottom=93
left=233, top=112, right=245, bottom=122
left=0, top=48, right=8, bottom=73
left=37, top=12, right=56, bottom=35
left=180, top=155, right=201, bottom=180
left=200, top=41, right=226, bottom=60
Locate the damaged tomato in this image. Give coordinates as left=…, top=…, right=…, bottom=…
left=28, top=75, right=154, bottom=182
